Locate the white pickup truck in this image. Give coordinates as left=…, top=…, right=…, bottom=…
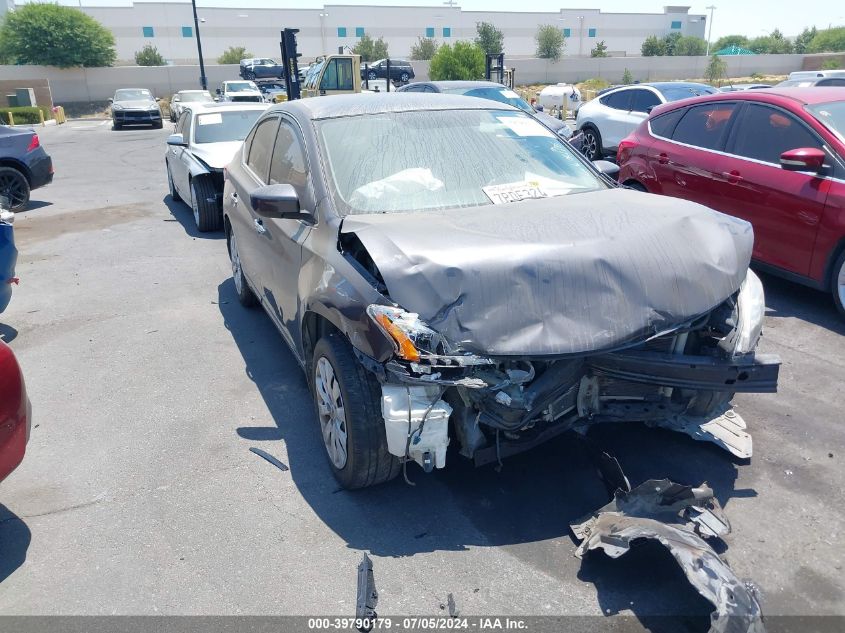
left=216, top=80, right=264, bottom=103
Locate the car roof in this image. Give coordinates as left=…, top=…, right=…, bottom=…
left=184, top=102, right=268, bottom=113
left=649, top=87, right=845, bottom=117
left=176, top=89, right=210, bottom=94
left=426, top=81, right=506, bottom=90
left=269, top=93, right=517, bottom=120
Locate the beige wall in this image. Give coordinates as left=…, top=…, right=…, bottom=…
left=0, top=53, right=836, bottom=105
left=0, top=79, right=53, bottom=109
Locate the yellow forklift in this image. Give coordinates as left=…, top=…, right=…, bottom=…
left=280, top=28, right=363, bottom=100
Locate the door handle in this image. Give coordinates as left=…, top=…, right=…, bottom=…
left=230, top=192, right=239, bottom=205
left=254, top=218, right=267, bottom=235
left=723, top=170, right=743, bottom=184
left=658, top=153, right=669, bottom=165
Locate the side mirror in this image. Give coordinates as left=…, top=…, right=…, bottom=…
left=108, top=98, right=114, bottom=104
left=594, top=160, right=621, bottom=179
left=166, top=133, right=187, bottom=147
left=250, top=184, right=313, bottom=222
left=780, top=147, right=825, bottom=173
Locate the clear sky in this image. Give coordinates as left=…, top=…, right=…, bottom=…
left=42, top=0, right=845, bottom=39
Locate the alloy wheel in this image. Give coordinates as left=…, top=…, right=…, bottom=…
left=0, top=170, right=27, bottom=209
left=314, top=356, right=348, bottom=469
left=582, top=130, right=598, bottom=160
left=191, top=183, right=200, bottom=227
left=230, top=232, right=244, bottom=295
left=838, top=258, right=845, bottom=311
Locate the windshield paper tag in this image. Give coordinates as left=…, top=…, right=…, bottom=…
left=496, top=116, right=554, bottom=138
left=197, top=113, right=223, bottom=125
left=483, top=181, right=548, bottom=205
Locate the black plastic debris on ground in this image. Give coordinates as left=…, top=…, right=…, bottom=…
left=356, top=553, right=378, bottom=632
left=249, top=447, right=289, bottom=472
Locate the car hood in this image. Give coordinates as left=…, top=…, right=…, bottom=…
left=341, top=188, right=753, bottom=356
left=114, top=100, right=158, bottom=110
left=189, top=142, right=242, bottom=169
left=533, top=110, right=567, bottom=132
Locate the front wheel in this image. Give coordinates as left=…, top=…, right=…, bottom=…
left=832, top=250, right=845, bottom=316
left=368, top=71, right=377, bottom=80
left=581, top=126, right=602, bottom=161
left=312, top=334, right=401, bottom=489
left=191, top=178, right=221, bottom=232
left=399, top=72, right=410, bottom=82
left=0, top=167, right=30, bottom=212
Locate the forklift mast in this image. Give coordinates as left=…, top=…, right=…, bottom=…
left=485, top=53, right=515, bottom=89
left=280, top=28, right=302, bottom=100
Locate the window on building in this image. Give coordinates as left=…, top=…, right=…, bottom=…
left=588, top=28, right=597, bottom=37
left=142, top=26, right=154, bottom=38
left=442, top=27, right=451, bottom=37
left=337, top=27, right=347, bottom=37
left=426, top=27, right=435, bottom=37
left=671, top=20, right=682, bottom=29
left=562, top=28, right=571, bottom=37
left=182, top=26, right=193, bottom=38
left=355, top=26, right=365, bottom=37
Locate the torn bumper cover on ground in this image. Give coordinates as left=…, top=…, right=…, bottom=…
left=571, top=479, right=764, bottom=633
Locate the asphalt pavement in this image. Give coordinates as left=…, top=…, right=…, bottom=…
left=0, top=119, right=842, bottom=625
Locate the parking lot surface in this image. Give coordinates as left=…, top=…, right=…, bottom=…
left=0, top=120, right=843, bottom=622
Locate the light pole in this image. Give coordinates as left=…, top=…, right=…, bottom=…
left=319, top=12, right=329, bottom=55
left=578, top=15, right=584, bottom=57
left=191, top=0, right=208, bottom=90
left=705, top=5, right=716, bottom=56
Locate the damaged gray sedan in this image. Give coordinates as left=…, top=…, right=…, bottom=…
left=223, top=94, right=780, bottom=489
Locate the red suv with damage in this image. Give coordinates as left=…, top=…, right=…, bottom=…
left=0, top=340, right=30, bottom=483
left=617, top=88, right=845, bottom=314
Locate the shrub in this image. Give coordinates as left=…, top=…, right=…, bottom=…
left=622, top=68, right=633, bottom=84
left=590, top=40, right=608, bottom=58
left=429, top=41, right=485, bottom=80
left=410, top=37, right=438, bottom=60
left=0, top=106, right=53, bottom=125
left=705, top=55, right=728, bottom=85
left=641, top=35, right=665, bottom=57
left=674, top=36, right=707, bottom=56
left=135, top=44, right=166, bottom=66
left=536, top=24, right=565, bottom=61
left=217, top=47, right=252, bottom=65
left=807, top=27, right=845, bottom=53
left=821, top=58, right=842, bottom=70
left=475, top=22, right=504, bottom=56
left=353, top=35, right=388, bottom=62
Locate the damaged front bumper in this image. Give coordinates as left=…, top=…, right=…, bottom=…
left=571, top=479, right=764, bottom=633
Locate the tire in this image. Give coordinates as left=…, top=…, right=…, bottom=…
left=400, top=72, right=410, bottom=82
left=112, top=120, right=122, bottom=130
left=311, top=334, right=401, bottom=489
left=227, top=226, right=258, bottom=308
left=153, top=120, right=163, bottom=129
left=831, top=249, right=845, bottom=316
left=581, top=125, right=602, bottom=161
left=0, top=166, right=30, bottom=212
left=190, top=177, right=221, bottom=232
left=246, top=71, right=256, bottom=81
left=368, top=71, right=377, bottom=80
left=166, top=163, right=181, bottom=202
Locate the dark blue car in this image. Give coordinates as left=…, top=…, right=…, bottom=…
left=0, top=124, right=53, bottom=212
left=0, top=204, right=16, bottom=313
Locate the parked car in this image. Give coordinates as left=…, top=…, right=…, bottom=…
left=165, top=102, right=268, bottom=231
left=0, top=197, right=16, bottom=312
left=788, top=70, right=845, bottom=81
left=361, top=58, right=414, bottom=83
left=775, top=77, right=845, bottom=88
left=222, top=93, right=779, bottom=489
left=396, top=80, right=583, bottom=151
left=216, top=80, right=264, bottom=103
left=576, top=82, right=718, bottom=160
left=255, top=80, right=287, bottom=103
left=169, top=90, right=214, bottom=122
left=0, top=125, right=53, bottom=212
left=719, top=83, right=772, bottom=92
left=616, top=88, right=845, bottom=314
left=240, top=58, right=285, bottom=80
left=110, top=88, right=163, bottom=129
left=0, top=339, right=30, bottom=484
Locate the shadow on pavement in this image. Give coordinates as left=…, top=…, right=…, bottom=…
left=162, top=195, right=224, bottom=240
left=0, top=504, right=31, bottom=584
left=218, top=277, right=745, bottom=623
left=758, top=270, right=845, bottom=336
left=18, top=200, right=52, bottom=213
left=0, top=323, right=17, bottom=343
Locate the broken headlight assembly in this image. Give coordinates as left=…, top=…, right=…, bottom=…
left=732, top=270, right=766, bottom=355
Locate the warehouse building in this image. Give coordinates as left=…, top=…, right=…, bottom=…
left=5, top=2, right=707, bottom=63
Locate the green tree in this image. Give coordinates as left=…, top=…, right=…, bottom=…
left=821, top=58, right=842, bottom=70
left=410, top=37, right=438, bottom=60
left=622, top=68, right=633, bottom=84
left=0, top=3, right=115, bottom=67
left=705, top=54, right=728, bottom=85
left=641, top=35, right=665, bottom=56
left=712, top=35, right=750, bottom=52
left=749, top=29, right=793, bottom=54
left=674, top=36, right=707, bottom=56
left=134, top=44, right=165, bottom=66
left=807, top=27, right=845, bottom=53
left=475, top=22, right=504, bottom=56
left=429, top=41, right=485, bottom=80
left=217, top=46, right=252, bottom=64
left=590, top=40, right=608, bottom=58
left=352, top=34, right=389, bottom=62
left=793, top=27, right=818, bottom=54
left=536, top=24, right=565, bottom=61
left=662, top=32, right=682, bottom=55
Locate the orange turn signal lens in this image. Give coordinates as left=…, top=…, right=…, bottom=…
left=374, top=312, right=420, bottom=362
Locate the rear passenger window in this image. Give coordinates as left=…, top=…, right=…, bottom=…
left=729, top=104, right=822, bottom=164
left=600, top=90, right=632, bottom=110
left=630, top=89, right=661, bottom=113
left=246, top=117, right=280, bottom=182
left=671, top=103, right=736, bottom=150
left=649, top=108, right=684, bottom=138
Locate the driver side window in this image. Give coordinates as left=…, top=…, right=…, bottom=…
left=269, top=120, right=310, bottom=205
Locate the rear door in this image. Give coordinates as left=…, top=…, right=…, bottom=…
left=597, top=89, right=634, bottom=150
left=169, top=111, right=192, bottom=197
left=651, top=102, right=738, bottom=202
left=227, top=115, right=281, bottom=299
left=716, top=103, right=831, bottom=275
